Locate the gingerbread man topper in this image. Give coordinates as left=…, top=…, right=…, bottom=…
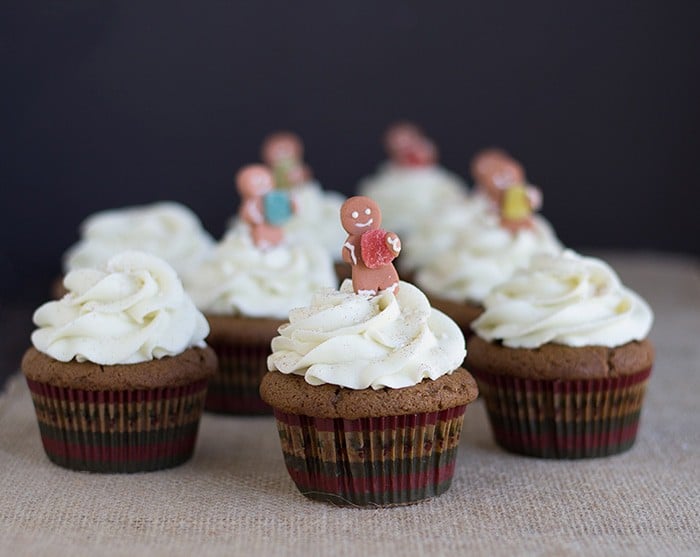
left=470, top=148, right=525, bottom=202
left=260, top=131, right=311, bottom=189
left=470, top=148, right=543, bottom=232
left=340, top=196, right=401, bottom=296
left=383, top=121, right=438, bottom=167
left=236, top=164, right=295, bottom=249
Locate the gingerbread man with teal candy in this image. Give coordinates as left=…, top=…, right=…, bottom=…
left=236, top=164, right=295, bottom=249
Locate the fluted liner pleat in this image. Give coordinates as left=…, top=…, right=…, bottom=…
left=471, top=367, right=652, bottom=459
left=26, top=378, right=209, bottom=472
left=272, top=405, right=467, bottom=507
left=205, top=339, right=272, bottom=415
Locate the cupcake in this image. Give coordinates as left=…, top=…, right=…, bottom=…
left=357, top=122, right=467, bottom=238
left=22, top=251, right=217, bottom=473
left=185, top=165, right=337, bottom=414
left=260, top=196, right=478, bottom=507
left=467, top=250, right=654, bottom=459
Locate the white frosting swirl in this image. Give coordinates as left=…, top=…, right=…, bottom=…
left=184, top=226, right=337, bottom=319
left=63, top=202, right=214, bottom=276
left=472, top=250, right=654, bottom=348
left=358, top=163, right=467, bottom=236
left=32, top=251, right=210, bottom=365
left=267, top=280, right=466, bottom=390
left=282, top=182, right=347, bottom=262
left=400, top=194, right=491, bottom=272
left=416, top=211, right=561, bottom=304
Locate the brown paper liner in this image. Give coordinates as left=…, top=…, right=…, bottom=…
left=204, top=339, right=272, bottom=414
left=272, top=405, right=467, bottom=507
left=25, top=378, right=209, bottom=473
left=471, top=366, right=652, bottom=459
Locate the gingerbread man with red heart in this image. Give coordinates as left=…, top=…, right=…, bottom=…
left=340, top=196, right=401, bottom=296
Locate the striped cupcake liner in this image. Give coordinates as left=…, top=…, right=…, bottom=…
left=272, top=405, right=467, bottom=507
left=26, top=378, right=209, bottom=473
left=470, top=367, right=652, bottom=459
left=204, top=340, right=272, bottom=415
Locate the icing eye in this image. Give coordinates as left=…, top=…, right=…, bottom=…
left=351, top=211, right=359, bottom=219
left=365, top=208, right=371, bottom=215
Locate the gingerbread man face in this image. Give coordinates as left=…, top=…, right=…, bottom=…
left=471, top=149, right=525, bottom=199
left=492, top=160, right=525, bottom=190
left=236, top=165, right=274, bottom=198
left=340, top=196, right=381, bottom=235
left=261, top=132, right=304, bottom=166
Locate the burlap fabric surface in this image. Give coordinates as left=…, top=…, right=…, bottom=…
left=1, top=253, right=698, bottom=556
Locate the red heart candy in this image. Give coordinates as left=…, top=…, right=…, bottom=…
left=361, top=229, right=397, bottom=269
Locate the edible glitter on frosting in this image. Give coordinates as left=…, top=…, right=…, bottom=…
left=267, top=280, right=466, bottom=390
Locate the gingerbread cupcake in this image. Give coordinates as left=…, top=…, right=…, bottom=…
left=22, top=251, right=217, bottom=473
left=467, top=250, right=654, bottom=459
left=261, top=196, right=478, bottom=506
left=185, top=165, right=337, bottom=414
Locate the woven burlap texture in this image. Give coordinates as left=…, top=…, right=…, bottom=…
left=1, top=253, right=698, bottom=557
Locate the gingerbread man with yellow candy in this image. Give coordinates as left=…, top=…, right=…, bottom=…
left=470, top=148, right=543, bottom=232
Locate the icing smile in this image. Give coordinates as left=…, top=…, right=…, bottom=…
left=355, top=218, right=374, bottom=228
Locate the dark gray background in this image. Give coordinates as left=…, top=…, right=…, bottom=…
left=2, top=0, right=699, bottom=310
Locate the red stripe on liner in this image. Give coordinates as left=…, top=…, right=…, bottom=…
left=274, top=405, right=466, bottom=432
left=26, top=379, right=208, bottom=402
left=285, top=460, right=457, bottom=496
left=470, top=367, right=652, bottom=391
left=491, top=421, right=640, bottom=451
left=39, top=434, right=197, bottom=463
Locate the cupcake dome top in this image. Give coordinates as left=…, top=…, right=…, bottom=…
left=267, top=280, right=466, bottom=390
left=357, top=123, right=466, bottom=236
left=184, top=225, right=337, bottom=319
left=415, top=211, right=562, bottom=304
left=471, top=250, right=654, bottom=349
left=63, top=201, right=214, bottom=276
left=32, top=251, right=210, bottom=365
